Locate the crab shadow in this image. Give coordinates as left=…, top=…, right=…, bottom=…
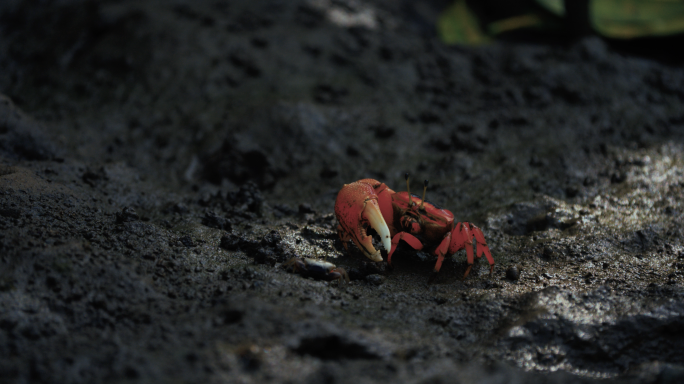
left=383, top=245, right=494, bottom=287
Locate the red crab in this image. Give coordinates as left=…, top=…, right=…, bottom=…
left=334, top=174, right=494, bottom=279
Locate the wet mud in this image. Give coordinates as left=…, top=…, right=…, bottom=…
left=1, top=0, right=684, bottom=383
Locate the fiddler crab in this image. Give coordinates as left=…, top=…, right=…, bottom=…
left=282, top=257, right=350, bottom=284
left=334, top=174, right=494, bottom=280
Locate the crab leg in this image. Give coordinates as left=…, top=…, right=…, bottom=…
left=471, top=224, right=494, bottom=274
left=387, top=232, right=423, bottom=265
left=433, top=231, right=451, bottom=273
left=447, top=222, right=494, bottom=279
left=330, top=268, right=350, bottom=283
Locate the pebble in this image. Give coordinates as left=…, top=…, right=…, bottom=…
left=506, top=266, right=520, bottom=281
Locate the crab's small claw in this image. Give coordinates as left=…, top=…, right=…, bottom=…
left=335, top=181, right=391, bottom=262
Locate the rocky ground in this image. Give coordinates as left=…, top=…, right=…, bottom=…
left=1, top=0, right=684, bottom=383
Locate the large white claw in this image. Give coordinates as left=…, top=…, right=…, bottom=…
left=362, top=200, right=391, bottom=260
left=335, top=181, right=392, bottom=263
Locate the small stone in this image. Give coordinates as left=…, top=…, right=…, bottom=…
left=116, top=207, right=139, bottom=223
left=506, top=266, right=520, bottom=281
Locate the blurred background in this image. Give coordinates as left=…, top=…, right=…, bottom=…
left=438, top=0, right=684, bottom=62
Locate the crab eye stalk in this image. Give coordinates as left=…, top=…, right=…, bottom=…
left=420, top=179, right=429, bottom=210
left=405, top=172, right=413, bottom=207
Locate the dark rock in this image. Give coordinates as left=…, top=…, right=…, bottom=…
left=506, top=266, right=520, bottom=281
left=116, top=207, right=139, bottom=223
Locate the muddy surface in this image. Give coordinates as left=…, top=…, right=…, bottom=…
left=2, top=0, right=684, bottom=383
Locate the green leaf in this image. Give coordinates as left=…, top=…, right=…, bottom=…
left=535, top=0, right=566, bottom=16
left=487, top=13, right=549, bottom=35
left=437, top=0, right=492, bottom=45
left=591, top=0, right=684, bottom=38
